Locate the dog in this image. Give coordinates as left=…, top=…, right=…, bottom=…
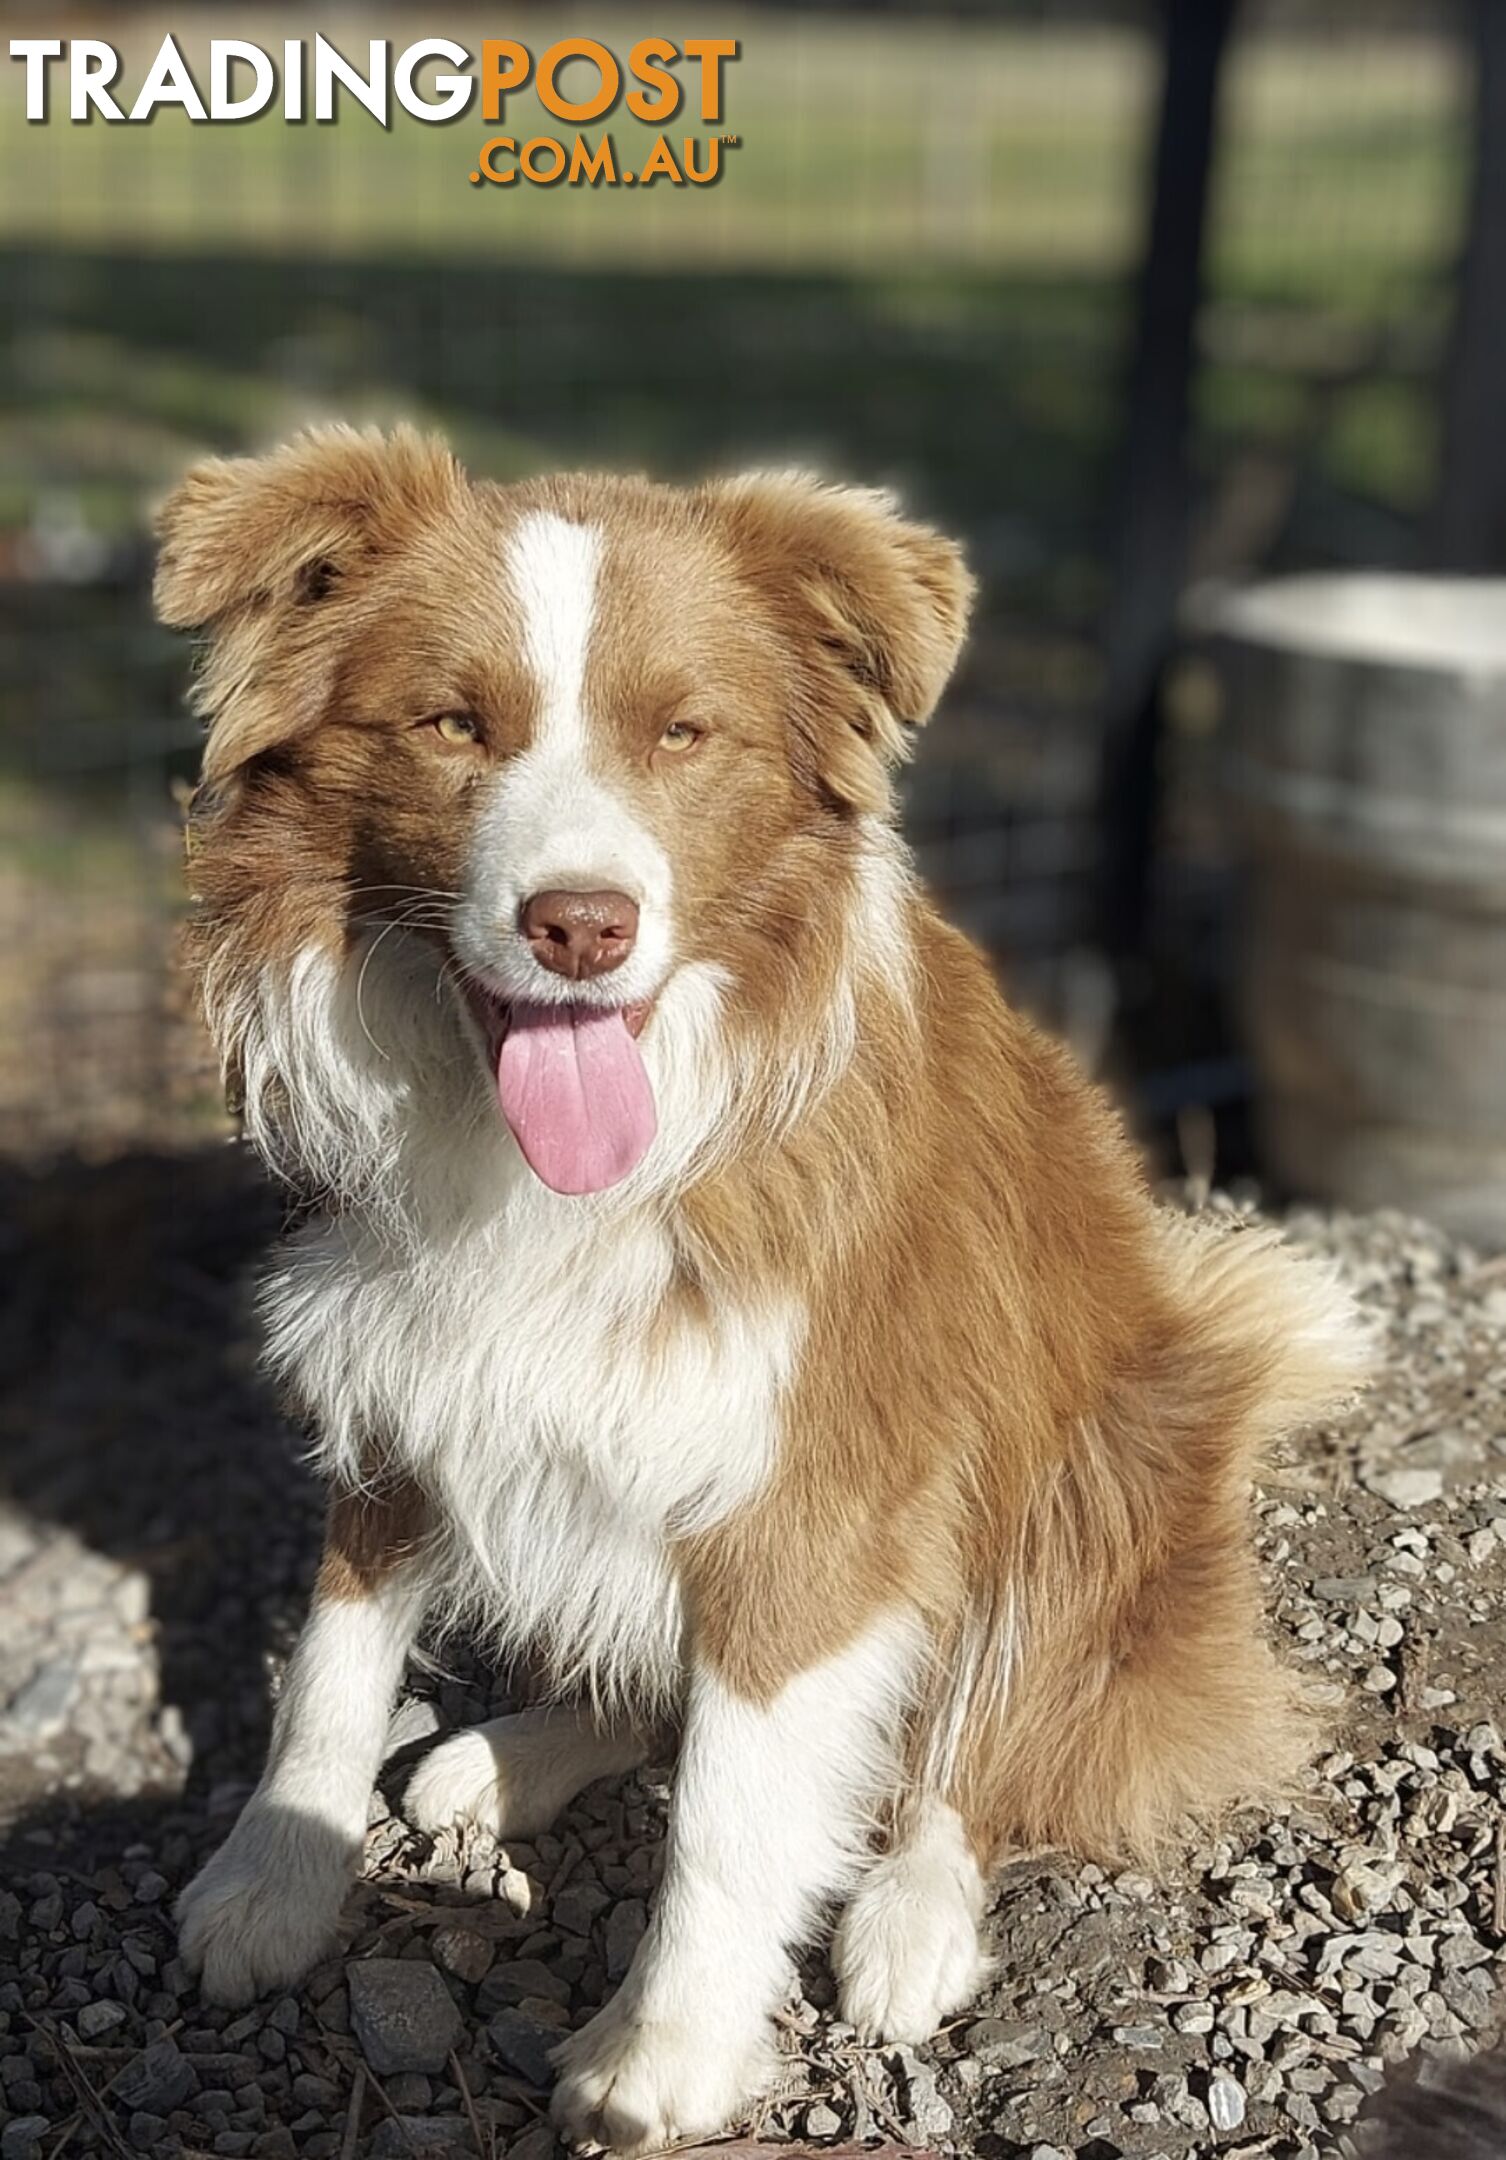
left=155, top=425, right=1368, bottom=2153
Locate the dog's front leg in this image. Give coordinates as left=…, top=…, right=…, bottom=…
left=552, top=1611, right=920, bottom=2154
left=177, top=1480, right=429, bottom=2005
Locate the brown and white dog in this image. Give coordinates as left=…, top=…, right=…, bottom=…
left=156, top=426, right=1367, bottom=2153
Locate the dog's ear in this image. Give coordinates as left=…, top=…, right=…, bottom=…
left=154, top=424, right=463, bottom=784
left=707, top=471, right=974, bottom=814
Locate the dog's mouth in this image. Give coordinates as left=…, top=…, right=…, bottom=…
left=462, top=981, right=657, bottom=1198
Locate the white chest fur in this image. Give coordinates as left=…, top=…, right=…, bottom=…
left=260, top=1188, right=801, bottom=1710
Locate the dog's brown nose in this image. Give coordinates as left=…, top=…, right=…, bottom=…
left=520, top=889, right=639, bottom=980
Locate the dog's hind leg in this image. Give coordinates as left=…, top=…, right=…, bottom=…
left=405, top=1705, right=653, bottom=1840
left=177, top=1479, right=431, bottom=2005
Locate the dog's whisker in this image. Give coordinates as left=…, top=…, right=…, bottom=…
left=347, top=882, right=461, bottom=902
left=351, top=917, right=413, bottom=1061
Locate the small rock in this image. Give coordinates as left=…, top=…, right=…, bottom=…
left=604, top=1898, right=647, bottom=1979
left=3, top=1660, right=79, bottom=1739
left=1208, top=2072, right=1246, bottom=2133
left=1438, top=1932, right=1492, bottom=1972
left=1363, top=1467, right=1443, bottom=1510
left=515, top=1993, right=572, bottom=2030
left=506, top=2123, right=558, bottom=2160
left=1113, top=2024, right=1164, bottom=2049
left=499, top=1867, right=534, bottom=1916
left=77, top=2000, right=128, bottom=2040
left=431, top=1925, right=494, bottom=1985
left=29, top=1889, right=62, bottom=1933
left=805, top=2102, right=842, bottom=2137
left=347, top=1958, right=463, bottom=2075
left=965, top=2017, right=1049, bottom=2068
left=114, top=2037, right=198, bottom=2114
left=479, top=1960, right=572, bottom=2013
left=291, top=2072, right=340, bottom=2108
left=386, top=1697, right=443, bottom=1753
left=553, top=1881, right=609, bottom=1937
left=1332, top=1864, right=1398, bottom=1920
left=488, top=2007, right=561, bottom=2088
left=386, top=2072, right=434, bottom=2109
left=369, top=2121, right=465, bottom=2157
left=1, top=2119, right=49, bottom=2160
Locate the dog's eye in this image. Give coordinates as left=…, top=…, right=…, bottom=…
left=658, top=719, right=703, bottom=754
left=430, top=712, right=480, bottom=746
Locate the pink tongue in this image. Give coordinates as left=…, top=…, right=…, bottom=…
left=497, top=1004, right=657, bottom=1195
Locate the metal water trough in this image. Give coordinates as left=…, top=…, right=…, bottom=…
left=1206, top=573, right=1506, bottom=1245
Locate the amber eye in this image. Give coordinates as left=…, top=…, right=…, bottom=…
left=430, top=712, right=480, bottom=746
left=658, top=719, right=703, bottom=754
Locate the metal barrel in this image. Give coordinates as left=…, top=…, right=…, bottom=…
left=1207, top=573, right=1506, bottom=1244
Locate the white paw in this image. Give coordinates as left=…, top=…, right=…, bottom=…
left=406, top=1713, right=641, bottom=1841
left=406, top=1729, right=514, bottom=1837
left=551, top=1989, right=770, bottom=2154
left=177, top=1801, right=355, bottom=2007
left=833, top=1829, right=990, bottom=2043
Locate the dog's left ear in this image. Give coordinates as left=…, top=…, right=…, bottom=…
left=707, top=471, right=975, bottom=814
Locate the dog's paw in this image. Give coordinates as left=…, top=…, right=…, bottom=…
left=405, top=1713, right=639, bottom=1842
left=550, top=1991, right=770, bottom=2154
left=177, top=1803, right=354, bottom=2007
left=405, top=1729, right=512, bottom=1837
left=833, top=1831, right=990, bottom=2043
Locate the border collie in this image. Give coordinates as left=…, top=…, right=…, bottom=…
left=155, top=426, right=1368, bottom=2153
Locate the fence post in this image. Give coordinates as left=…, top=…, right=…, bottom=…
left=1097, top=0, right=1237, bottom=966
left=1429, top=0, right=1506, bottom=570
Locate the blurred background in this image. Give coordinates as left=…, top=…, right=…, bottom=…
left=2, top=0, right=1504, bottom=1233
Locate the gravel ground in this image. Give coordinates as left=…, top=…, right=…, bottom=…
left=2, top=1149, right=1505, bottom=2159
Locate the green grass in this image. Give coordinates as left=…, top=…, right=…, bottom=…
left=0, top=11, right=1156, bottom=271
left=2, top=12, right=1466, bottom=288
left=0, top=12, right=1475, bottom=585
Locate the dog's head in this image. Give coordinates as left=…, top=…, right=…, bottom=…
left=157, top=426, right=972, bottom=1199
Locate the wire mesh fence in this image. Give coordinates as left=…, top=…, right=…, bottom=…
left=0, top=0, right=1477, bottom=1159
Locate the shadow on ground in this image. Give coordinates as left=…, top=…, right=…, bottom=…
left=0, top=1145, right=310, bottom=1835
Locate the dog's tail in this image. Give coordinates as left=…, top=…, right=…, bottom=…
left=1157, top=1212, right=1376, bottom=1459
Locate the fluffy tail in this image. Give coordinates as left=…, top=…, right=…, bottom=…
left=1158, top=1212, right=1376, bottom=1452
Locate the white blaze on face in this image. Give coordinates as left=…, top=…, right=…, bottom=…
left=454, top=509, right=674, bottom=1010
left=452, top=509, right=672, bottom=1195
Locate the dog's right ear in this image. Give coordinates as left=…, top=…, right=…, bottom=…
left=154, top=422, right=462, bottom=627
left=154, top=424, right=463, bottom=783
